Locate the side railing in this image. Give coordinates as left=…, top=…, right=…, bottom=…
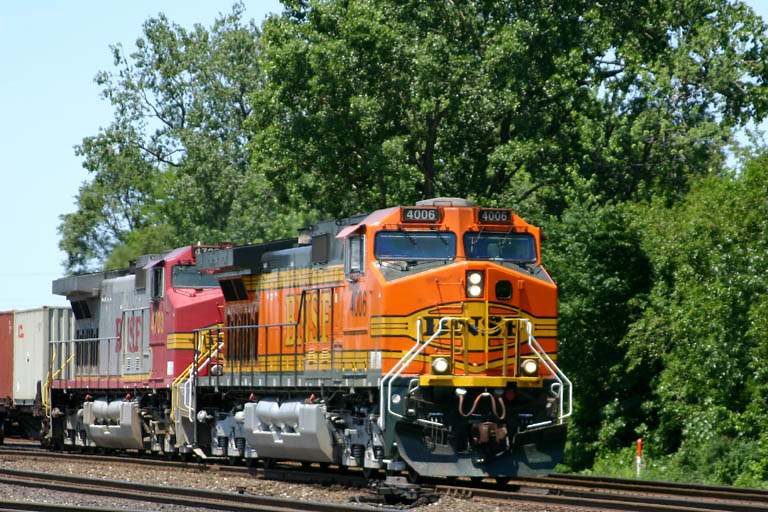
left=170, top=285, right=342, bottom=426
left=518, top=317, right=573, bottom=424
left=45, top=336, right=120, bottom=419
left=42, top=349, right=75, bottom=419
left=379, top=316, right=466, bottom=430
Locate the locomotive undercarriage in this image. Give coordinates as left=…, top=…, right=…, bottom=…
left=387, top=377, right=567, bottom=478
left=47, top=389, right=175, bottom=455
left=193, top=386, right=386, bottom=471
left=171, top=376, right=565, bottom=479
left=44, top=377, right=565, bottom=480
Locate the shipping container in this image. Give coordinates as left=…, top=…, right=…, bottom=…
left=12, top=307, right=74, bottom=404
left=0, top=311, right=13, bottom=402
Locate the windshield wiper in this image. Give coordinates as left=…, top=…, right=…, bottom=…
left=499, top=226, right=516, bottom=248
left=469, top=227, right=485, bottom=255
left=401, top=230, right=417, bottom=245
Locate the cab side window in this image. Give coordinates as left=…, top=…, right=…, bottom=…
left=346, top=235, right=365, bottom=274
left=151, top=267, right=164, bottom=299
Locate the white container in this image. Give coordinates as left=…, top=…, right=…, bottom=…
left=13, top=307, right=74, bottom=404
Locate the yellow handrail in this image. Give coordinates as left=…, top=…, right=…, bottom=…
left=43, top=351, right=76, bottom=419
left=170, top=328, right=222, bottom=422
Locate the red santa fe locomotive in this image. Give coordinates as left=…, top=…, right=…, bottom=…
left=47, top=245, right=225, bottom=454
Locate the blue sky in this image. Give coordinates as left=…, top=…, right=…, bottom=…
left=0, top=1, right=766, bottom=311
left=0, top=1, right=280, bottom=310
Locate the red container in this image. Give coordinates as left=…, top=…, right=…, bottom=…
left=0, top=311, right=13, bottom=402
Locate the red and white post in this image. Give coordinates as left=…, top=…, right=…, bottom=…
left=636, top=438, right=643, bottom=477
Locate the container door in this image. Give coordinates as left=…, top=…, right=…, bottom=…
left=0, top=312, right=13, bottom=400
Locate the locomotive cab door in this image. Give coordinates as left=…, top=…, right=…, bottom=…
left=341, top=233, right=369, bottom=372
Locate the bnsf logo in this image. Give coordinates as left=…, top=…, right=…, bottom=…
left=420, top=316, right=518, bottom=338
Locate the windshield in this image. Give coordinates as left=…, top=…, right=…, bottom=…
left=171, top=265, right=219, bottom=288
left=463, top=231, right=537, bottom=262
left=375, top=231, right=456, bottom=260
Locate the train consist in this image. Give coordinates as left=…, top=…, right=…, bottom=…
left=6, top=198, right=571, bottom=481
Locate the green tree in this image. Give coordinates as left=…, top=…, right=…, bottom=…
left=59, top=4, right=310, bottom=273
left=249, top=0, right=768, bottom=218
left=544, top=200, right=652, bottom=469
left=595, top=153, right=768, bottom=483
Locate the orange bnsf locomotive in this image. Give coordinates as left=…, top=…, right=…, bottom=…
left=186, top=198, right=571, bottom=480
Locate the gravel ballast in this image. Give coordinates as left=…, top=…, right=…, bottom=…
left=0, top=455, right=580, bottom=511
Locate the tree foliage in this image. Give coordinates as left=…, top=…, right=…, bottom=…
left=249, top=0, right=768, bottom=217
left=59, top=4, right=312, bottom=273
left=615, top=156, right=768, bottom=482
left=543, top=201, right=652, bottom=469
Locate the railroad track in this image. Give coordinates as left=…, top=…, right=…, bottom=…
left=2, top=442, right=767, bottom=511
left=432, top=472, right=768, bottom=511
left=0, top=466, right=393, bottom=512
left=436, top=480, right=768, bottom=511
left=0, top=442, right=370, bottom=487
left=529, top=472, right=768, bottom=503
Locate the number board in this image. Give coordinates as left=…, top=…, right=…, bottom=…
left=401, top=207, right=440, bottom=223
left=478, top=208, right=512, bottom=224
left=194, top=246, right=220, bottom=257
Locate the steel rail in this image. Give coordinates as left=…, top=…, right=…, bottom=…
left=0, top=500, right=138, bottom=512
left=535, top=473, right=768, bottom=500
left=0, top=444, right=372, bottom=488
left=436, top=483, right=768, bottom=512
left=0, top=467, right=389, bottom=512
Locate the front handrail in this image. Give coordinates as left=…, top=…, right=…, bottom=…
left=379, top=316, right=465, bottom=430
left=518, top=318, right=572, bottom=423
left=43, top=352, right=77, bottom=419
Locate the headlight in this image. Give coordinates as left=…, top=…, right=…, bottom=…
left=466, top=271, right=484, bottom=297
left=520, top=358, right=538, bottom=376
left=431, top=356, right=451, bottom=375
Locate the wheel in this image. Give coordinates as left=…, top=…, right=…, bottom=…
left=246, top=457, right=259, bottom=468
left=228, top=456, right=240, bottom=466
left=470, top=476, right=484, bottom=484
left=300, top=461, right=312, bottom=469
left=165, top=451, right=176, bottom=461
left=495, top=476, right=511, bottom=486
left=262, top=457, right=275, bottom=469
left=180, top=451, right=191, bottom=462
left=319, top=462, right=330, bottom=471
left=406, top=466, right=421, bottom=484
left=362, top=467, right=379, bottom=480
left=384, top=495, right=399, bottom=505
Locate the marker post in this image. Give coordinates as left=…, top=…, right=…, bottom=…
left=636, top=438, right=642, bottom=477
